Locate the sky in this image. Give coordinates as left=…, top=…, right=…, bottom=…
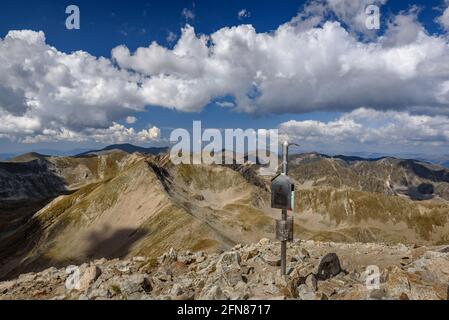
left=0, top=0, right=449, bottom=156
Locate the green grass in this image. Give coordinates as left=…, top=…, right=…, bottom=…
left=110, top=284, right=122, bottom=295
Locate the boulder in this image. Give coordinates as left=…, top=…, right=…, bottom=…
left=262, top=254, right=281, bottom=267
left=408, top=251, right=449, bottom=284
left=78, top=266, right=101, bottom=291
left=315, top=253, right=342, bottom=280
left=226, top=281, right=251, bottom=300
left=241, top=246, right=259, bottom=261
left=115, top=262, right=131, bottom=274
left=87, top=288, right=111, bottom=300
left=305, top=274, right=318, bottom=292
left=170, top=283, right=183, bottom=296
left=118, top=274, right=153, bottom=296
left=216, top=252, right=242, bottom=286
left=385, top=266, right=411, bottom=299
left=369, top=288, right=386, bottom=300
left=274, top=271, right=288, bottom=287
left=168, top=248, right=178, bottom=261
left=216, top=252, right=241, bottom=270
left=288, top=263, right=315, bottom=297
left=297, top=284, right=317, bottom=300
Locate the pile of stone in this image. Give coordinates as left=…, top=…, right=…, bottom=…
left=1, top=239, right=448, bottom=300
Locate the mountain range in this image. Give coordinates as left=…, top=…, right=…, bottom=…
left=0, top=145, right=449, bottom=281
left=0, top=144, right=169, bottom=162
left=75, top=144, right=169, bottom=157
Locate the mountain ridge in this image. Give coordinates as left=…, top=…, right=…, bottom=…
left=75, top=144, right=169, bottom=157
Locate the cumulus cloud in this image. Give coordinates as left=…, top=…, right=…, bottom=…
left=324, top=0, right=387, bottom=34
left=0, top=30, right=161, bottom=144
left=279, top=108, right=449, bottom=153
left=437, top=1, right=449, bottom=31
left=23, top=123, right=161, bottom=144
left=113, top=7, right=449, bottom=116
left=292, top=0, right=387, bottom=35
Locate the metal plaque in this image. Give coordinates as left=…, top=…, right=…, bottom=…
left=276, top=217, right=294, bottom=242
left=271, top=175, right=294, bottom=210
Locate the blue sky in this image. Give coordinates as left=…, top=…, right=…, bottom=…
left=1, top=0, right=449, bottom=155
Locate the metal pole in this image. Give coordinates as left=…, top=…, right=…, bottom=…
left=281, top=141, right=288, bottom=275
left=282, top=141, right=288, bottom=176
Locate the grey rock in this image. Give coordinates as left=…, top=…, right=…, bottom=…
left=315, top=253, right=342, bottom=281
left=116, top=262, right=131, bottom=274
left=78, top=266, right=101, bottom=291
left=217, top=252, right=241, bottom=269
left=199, top=285, right=226, bottom=300
left=274, top=271, right=287, bottom=287
left=88, top=288, right=111, bottom=300
left=226, top=281, right=251, bottom=300
left=262, top=254, right=281, bottom=267
left=369, top=289, right=386, bottom=300
left=305, top=274, right=317, bottom=292
left=439, top=246, right=449, bottom=253
left=168, top=248, right=178, bottom=261
left=119, top=274, right=153, bottom=296
left=216, top=252, right=242, bottom=286
left=297, top=284, right=317, bottom=300
left=300, top=248, right=311, bottom=260
left=170, top=283, right=183, bottom=296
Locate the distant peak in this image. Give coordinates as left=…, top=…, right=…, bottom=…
left=7, top=152, right=49, bottom=163
left=76, top=144, right=169, bottom=157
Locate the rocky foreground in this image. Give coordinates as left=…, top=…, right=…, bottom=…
left=1, top=239, right=449, bottom=300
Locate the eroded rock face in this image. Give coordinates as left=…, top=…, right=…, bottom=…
left=1, top=240, right=448, bottom=300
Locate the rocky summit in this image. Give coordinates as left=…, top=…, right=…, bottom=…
left=1, top=239, right=448, bottom=300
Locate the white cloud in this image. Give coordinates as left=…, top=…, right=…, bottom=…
left=23, top=123, right=161, bottom=144
left=0, top=30, right=156, bottom=143
left=381, top=8, right=424, bottom=47
left=113, top=14, right=449, bottom=116
left=126, top=116, right=137, bottom=124
left=279, top=108, right=449, bottom=153
left=437, top=1, right=449, bottom=31
left=291, top=0, right=387, bottom=35
left=238, top=9, right=251, bottom=20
